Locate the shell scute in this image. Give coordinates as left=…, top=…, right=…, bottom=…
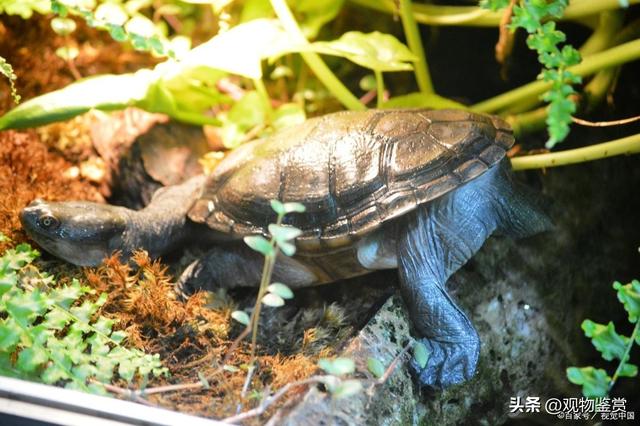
left=188, top=109, right=514, bottom=252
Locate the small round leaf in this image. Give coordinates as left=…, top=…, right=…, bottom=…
left=413, top=341, right=429, bottom=369
left=231, top=310, right=250, bottom=326
left=268, top=224, right=302, bottom=242
left=261, top=293, right=285, bottom=307
left=318, top=357, right=355, bottom=376
left=270, top=200, right=285, bottom=215
left=268, top=282, right=294, bottom=299
left=331, top=380, right=363, bottom=399
left=283, top=202, right=306, bottom=213
left=244, top=235, right=274, bottom=256
left=367, top=357, right=385, bottom=379
left=278, top=241, right=296, bottom=257
left=51, top=18, right=76, bottom=36
left=223, top=364, right=240, bottom=373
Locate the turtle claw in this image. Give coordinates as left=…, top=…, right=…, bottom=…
left=410, top=337, right=480, bottom=389
left=175, top=259, right=204, bottom=299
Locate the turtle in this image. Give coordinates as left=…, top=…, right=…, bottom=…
left=20, top=109, right=552, bottom=388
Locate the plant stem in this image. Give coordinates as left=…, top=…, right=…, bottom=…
left=472, top=38, right=640, bottom=114
left=608, top=319, right=639, bottom=394
left=510, top=133, right=640, bottom=171
left=398, top=0, right=433, bottom=94
left=375, top=70, right=384, bottom=109
left=348, top=0, right=639, bottom=27
left=270, top=0, right=365, bottom=111
left=249, top=214, right=283, bottom=361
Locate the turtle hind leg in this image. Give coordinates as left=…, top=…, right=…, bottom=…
left=176, top=243, right=318, bottom=296
left=492, top=163, right=553, bottom=239
left=396, top=192, right=494, bottom=388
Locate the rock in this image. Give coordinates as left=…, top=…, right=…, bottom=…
left=272, top=155, right=640, bottom=425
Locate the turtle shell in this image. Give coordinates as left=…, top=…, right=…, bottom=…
left=188, top=109, right=514, bottom=253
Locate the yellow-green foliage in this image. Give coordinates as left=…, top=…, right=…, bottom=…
left=0, top=236, right=167, bottom=394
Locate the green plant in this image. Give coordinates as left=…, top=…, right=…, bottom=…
left=481, top=0, right=581, bottom=148
left=0, top=237, right=167, bottom=394
left=567, top=278, right=639, bottom=398
left=0, top=56, right=20, bottom=104
left=0, top=0, right=49, bottom=18
left=231, top=200, right=305, bottom=360
left=1, top=0, right=639, bottom=169
left=316, top=357, right=363, bottom=398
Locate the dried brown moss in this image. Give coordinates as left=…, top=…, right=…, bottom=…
left=78, top=251, right=354, bottom=421
left=0, top=130, right=103, bottom=250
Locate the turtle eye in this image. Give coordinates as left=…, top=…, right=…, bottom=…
left=38, top=215, right=60, bottom=230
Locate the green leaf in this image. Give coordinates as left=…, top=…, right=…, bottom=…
left=305, top=31, right=417, bottom=72
left=366, top=357, right=385, bottom=379
left=566, top=366, right=610, bottom=398
left=106, top=24, right=127, bottom=42
left=16, top=346, right=48, bottom=373
left=261, top=293, right=285, bottom=307
left=231, top=311, right=250, bottom=326
left=284, top=202, right=306, bottom=214
left=220, top=91, right=267, bottom=148
left=55, top=46, right=79, bottom=61
left=110, top=330, right=127, bottom=344
left=331, top=379, right=362, bottom=399
left=278, top=241, right=296, bottom=257
left=0, top=321, right=21, bottom=351
left=6, top=290, right=49, bottom=327
left=182, top=19, right=295, bottom=79
left=268, top=224, right=302, bottom=243
left=613, top=280, right=640, bottom=322
left=42, top=363, right=69, bottom=384
left=581, top=320, right=628, bottom=361
left=294, top=0, right=345, bottom=40
left=479, top=0, right=510, bottom=12
left=272, top=103, right=306, bottom=131
left=318, top=357, right=355, bottom=376
left=92, top=317, right=114, bottom=335
left=50, top=283, right=83, bottom=310
left=125, top=16, right=156, bottom=38
left=244, top=235, right=274, bottom=256
left=95, top=2, right=128, bottom=26
left=268, top=283, right=294, bottom=299
left=70, top=300, right=98, bottom=323
left=0, top=70, right=155, bottom=130
left=50, top=17, right=76, bottom=36
left=197, top=371, right=210, bottom=389
left=618, top=362, right=638, bottom=378
left=0, top=0, right=51, bottom=18
left=270, top=200, right=286, bottom=215
left=43, top=309, right=70, bottom=330
left=413, top=341, right=429, bottom=369
left=0, top=270, right=17, bottom=296
left=223, top=364, right=240, bottom=373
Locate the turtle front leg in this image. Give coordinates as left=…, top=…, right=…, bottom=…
left=177, top=243, right=318, bottom=296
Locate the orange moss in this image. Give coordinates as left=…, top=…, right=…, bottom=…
left=84, top=251, right=230, bottom=350
left=0, top=130, right=102, bottom=250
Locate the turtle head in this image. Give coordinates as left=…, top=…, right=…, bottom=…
left=20, top=199, right=129, bottom=266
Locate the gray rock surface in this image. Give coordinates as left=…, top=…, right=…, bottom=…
left=271, top=155, right=640, bottom=425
